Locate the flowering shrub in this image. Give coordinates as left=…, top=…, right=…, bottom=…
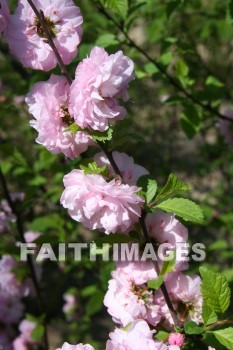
left=0, top=0, right=233, bottom=350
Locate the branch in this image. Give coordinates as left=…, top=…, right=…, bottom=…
left=26, top=0, right=181, bottom=328
left=96, top=2, right=233, bottom=123
left=205, top=319, right=233, bottom=331
left=0, top=167, right=49, bottom=350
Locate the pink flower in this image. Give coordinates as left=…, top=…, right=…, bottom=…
left=6, top=0, right=83, bottom=71
left=0, top=0, right=10, bottom=33
left=146, top=211, right=188, bottom=247
left=60, top=170, right=144, bottom=234
left=18, top=319, right=36, bottom=343
left=168, top=333, right=184, bottom=347
left=56, top=343, right=95, bottom=350
left=62, top=292, right=77, bottom=321
left=25, top=75, right=93, bottom=159
left=146, top=211, right=189, bottom=271
left=0, top=255, right=29, bottom=298
left=94, top=151, right=149, bottom=185
left=106, top=320, right=164, bottom=350
left=13, top=337, right=27, bottom=350
left=219, top=110, right=233, bottom=149
left=13, top=320, right=37, bottom=350
left=155, top=272, right=203, bottom=327
left=24, top=231, right=41, bottom=243
left=69, top=46, right=135, bottom=131
left=104, top=262, right=161, bottom=327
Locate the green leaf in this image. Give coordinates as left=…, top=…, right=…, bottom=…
left=180, top=105, right=201, bottom=139
left=200, top=267, right=231, bottom=314
left=80, top=159, right=109, bottom=177
left=206, top=76, right=224, bottom=88
left=226, top=0, right=233, bottom=24
left=166, top=0, right=182, bottom=18
left=137, top=175, right=158, bottom=204
left=212, top=328, right=233, bottom=350
left=31, top=325, right=44, bottom=341
left=160, top=251, right=176, bottom=276
left=155, top=331, right=169, bottom=341
left=176, top=58, right=193, bottom=87
left=155, top=198, right=204, bottom=224
left=86, top=291, right=104, bottom=316
left=158, top=51, right=173, bottom=66
left=147, top=179, right=158, bottom=203
left=184, top=321, right=204, bottom=335
left=96, top=33, right=119, bottom=47
left=148, top=276, right=164, bottom=290
left=202, top=304, right=218, bottom=326
left=155, top=173, right=191, bottom=203
left=92, top=127, right=113, bottom=142
left=102, top=0, right=129, bottom=19
left=63, top=123, right=83, bottom=134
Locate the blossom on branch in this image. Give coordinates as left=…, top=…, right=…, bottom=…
left=104, top=261, right=161, bottom=327
left=60, top=170, right=144, bottom=234
left=94, top=151, right=149, bottom=185
left=69, top=46, right=135, bottom=132
left=25, top=75, right=93, bottom=159
left=6, top=0, right=83, bottom=71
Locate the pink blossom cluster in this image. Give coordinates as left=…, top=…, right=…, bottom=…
left=6, top=0, right=83, bottom=71
left=60, top=168, right=144, bottom=234
left=13, top=319, right=37, bottom=350
left=104, top=261, right=202, bottom=331
left=25, top=75, right=93, bottom=159
left=0, top=232, right=41, bottom=349
left=69, top=46, right=135, bottom=131
left=62, top=291, right=78, bottom=322
left=106, top=320, right=182, bottom=350
left=0, top=255, right=29, bottom=325
left=2, top=1, right=207, bottom=348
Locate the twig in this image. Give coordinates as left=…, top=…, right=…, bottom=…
left=26, top=0, right=180, bottom=328
left=96, top=2, right=233, bottom=123
left=205, top=319, right=233, bottom=331
left=0, top=167, right=49, bottom=350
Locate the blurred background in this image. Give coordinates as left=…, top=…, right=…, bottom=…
left=1, top=0, right=233, bottom=348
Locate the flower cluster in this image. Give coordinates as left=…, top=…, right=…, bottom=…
left=26, top=74, right=93, bottom=159
left=6, top=0, right=83, bottom=70
left=69, top=46, right=135, bottom=131
left=60, top=169, right=144, bottom=234
left=1, top=0, right=211, bottom=349
left=13, top=319, right=37, bottom=350
left=0, top=231, right=41, bottom=349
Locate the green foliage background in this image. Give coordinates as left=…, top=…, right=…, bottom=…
left=1, top=0, right=233, bottom=348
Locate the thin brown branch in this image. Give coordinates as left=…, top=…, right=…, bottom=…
left=96, top=2, right=233, bottom=123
